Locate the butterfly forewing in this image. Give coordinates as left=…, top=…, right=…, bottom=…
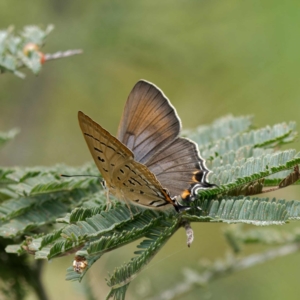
left=78, top=111, right=174, bottom=209
left=78, top=111, right=133, bottom=187
left=117, top=80, right=181, bottom=165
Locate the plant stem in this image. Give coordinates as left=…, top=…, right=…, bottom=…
left=147, top=243, right=300, bottom=300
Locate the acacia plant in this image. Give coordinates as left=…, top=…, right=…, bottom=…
left=1, top=114, right=300, bottom=300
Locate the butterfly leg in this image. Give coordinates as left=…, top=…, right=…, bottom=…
left=100, top=179, right=109, bottom=210
left=105, top=188, right=112, bottom=211
left=124, top=199, right=134, bottom=219
left=101, top=181, right=114, bottom=211
left=119, top=191, right=134, bottom=219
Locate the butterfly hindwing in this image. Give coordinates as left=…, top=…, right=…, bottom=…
left=117, top=80, right=213, bottom=200
left=146, top=137, right=211, bottom=198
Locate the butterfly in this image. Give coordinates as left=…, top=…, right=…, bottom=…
left=78, top=80, right=214, bottom=212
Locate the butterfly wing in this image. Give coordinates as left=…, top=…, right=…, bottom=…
left=78, top=111, right=174, bottom=210
left=117, top=80, right=180, bottom=165
left=111, top=157, right=175, bottom=209
left=117, top=80, right=213, bottom=199
left=145, top=137, right=212, bottom=198
left=78, top=111, right=133, bottom=187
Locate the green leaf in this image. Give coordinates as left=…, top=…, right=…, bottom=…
left=187, top=197, right=286, bottom=225
left=0, top=129, right=19, bottom=148
left=209, top=149, right=300, bottom=188
left=0, top=191, right=82, bottom=238
left=183, top=115, right=253, bottom=146
left=21, top=24, right=54, bottom=46
left=105, top=219, right=178, bottom=300
left=61, top=205, right=144, bottom=242
left=87, top=211, right=165, bottom=256
left=197, top=122, right=297, bottom=162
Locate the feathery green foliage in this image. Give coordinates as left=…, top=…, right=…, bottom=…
left=0, top=25, right=82, bottom=79
left=183, top=115, right=253, bottom=146
left=0, top=129, right=19, bottom=149
left=1, top=115, right=300, bottom=300
left=106, top=219, right=178, bottom=300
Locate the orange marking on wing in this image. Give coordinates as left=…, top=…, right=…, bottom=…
left=192, top=170, right=203, bottom=183
left=181, top=189, right=190, bottom=200
left=192, top=175, right=198, bottom=183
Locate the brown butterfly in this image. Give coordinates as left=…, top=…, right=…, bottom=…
left=78, top=80, right=214, bottom=212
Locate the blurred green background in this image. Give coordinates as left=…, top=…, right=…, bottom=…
left=1, top=1, right=300, bottom=299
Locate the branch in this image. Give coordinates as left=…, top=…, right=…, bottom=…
left=44, top=49, right=83, bottom=61
left=147, top=243, right=300, bottom=300
left=26, top=260, right=49, bottom=300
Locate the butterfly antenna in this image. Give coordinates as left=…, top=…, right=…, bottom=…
left=60, top=174, right=101, bottom=178
left=61, top=174, right=106, bottom=190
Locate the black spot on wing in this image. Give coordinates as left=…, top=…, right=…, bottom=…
left=84, top=133, right=124, bottom=157
left=148, top=200, right=169, bottom=207
left=107, top=145, right=115, bottom=151
left=94, top=147, right=103, bottom=153
left=138, top=174, right=148, bottom=184
left=125, top=164, right=137, bottom=175
left=149, top=200, right=161, bottom=205
left=84, top=133, right=100, bottom=142
left=155, top=202, right=170, bottom=207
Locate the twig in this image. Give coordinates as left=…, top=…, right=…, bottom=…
left=44, top=49, right=83, bottom=61
left=10, top=49, right=83, bottom=73
left=26, top=260, right=49, bottom=300
left=147, top=243, right=300, bottom=300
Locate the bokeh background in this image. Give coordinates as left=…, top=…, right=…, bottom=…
left=1, top=1, right=300, bottom=299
